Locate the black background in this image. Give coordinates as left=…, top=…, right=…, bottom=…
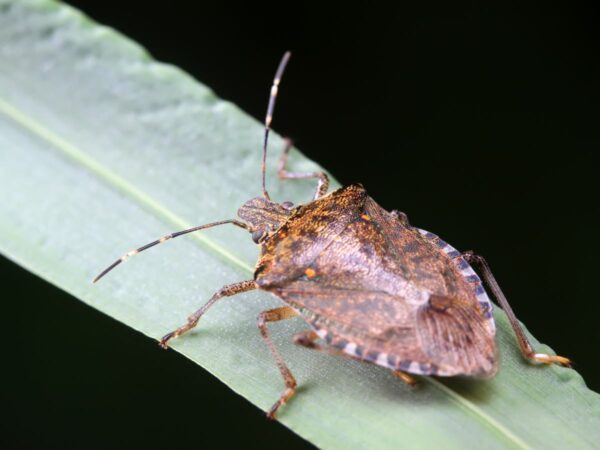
left=2, top=2, right=598, bottom=449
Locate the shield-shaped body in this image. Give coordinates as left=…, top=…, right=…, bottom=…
left=255, top=183, right=498, bottom=377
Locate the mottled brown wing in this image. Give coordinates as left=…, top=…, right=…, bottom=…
left=257, top=185, right=497, bottom=377
left=417, top=295, right=497, bottom=376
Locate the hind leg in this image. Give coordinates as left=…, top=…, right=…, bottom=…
left=463, top=251, right=571, bottom=367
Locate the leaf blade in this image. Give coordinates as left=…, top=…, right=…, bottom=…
left=0, top=1, right=598, bottom=449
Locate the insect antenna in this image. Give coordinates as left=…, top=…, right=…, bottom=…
left=93, top=219, right=248, bottom=283
left=262, top=51, right=292, bottom=200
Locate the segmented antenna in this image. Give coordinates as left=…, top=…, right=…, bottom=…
left=93, top=220, right=247, bottom=283
left=262, top=51, right=292, bottom=200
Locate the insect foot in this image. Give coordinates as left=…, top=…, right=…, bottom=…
left=159, top=315, right=202, bottom=349
left=531, top=353, right=572, bottom=367
left=159, top=331, right=176, bottom=349
left=393, top=371, right=419, bottom=387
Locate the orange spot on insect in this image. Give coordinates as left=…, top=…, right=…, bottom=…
left=361, top=214, right=371, bottom=221
left=304, top=267, right=317, bottom=279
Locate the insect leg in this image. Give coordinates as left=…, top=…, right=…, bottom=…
left=294, top=331, right=419, bottom=386
left=392, top=370, right=419, bottom=387
left=277, top=138, right=330, bottom=200
left=160, top=280, right=257, bottom=348
left=257, top=306, right=300, bottom=419
left=93, top=219, right=248, bottom=283
left=463, top=251, right=571, bottom=367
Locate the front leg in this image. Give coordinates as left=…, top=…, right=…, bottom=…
left=160, top=280, right=257, bottom=348
left=277, top=139, right=329, bottom=200
left=463, top=251, right=571, bottom=367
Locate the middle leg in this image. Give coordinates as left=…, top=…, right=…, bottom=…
left=257, top=306, right=301, bottom=418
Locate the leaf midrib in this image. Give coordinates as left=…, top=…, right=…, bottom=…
left=0, top=97, right=251, bottom=275
left=0, top=95, right=531, bottom=450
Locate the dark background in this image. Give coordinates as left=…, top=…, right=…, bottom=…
left=2, top=1, right=598, bottom=449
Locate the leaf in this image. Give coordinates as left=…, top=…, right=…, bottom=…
left=0, top=1, right=598, bottom=448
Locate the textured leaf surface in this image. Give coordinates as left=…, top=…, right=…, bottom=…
left=0, top=1, right=598, bottom=448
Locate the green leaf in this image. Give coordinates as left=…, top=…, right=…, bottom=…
left=0, top=1, right=598, bottom=448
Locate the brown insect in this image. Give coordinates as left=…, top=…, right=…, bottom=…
left=94, top=52, right=571, bottom=418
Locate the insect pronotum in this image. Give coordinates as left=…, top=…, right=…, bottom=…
left=94, top=51, right=571, bottom=418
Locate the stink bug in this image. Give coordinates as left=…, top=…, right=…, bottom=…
left=94, top=52, right=571, bottom=418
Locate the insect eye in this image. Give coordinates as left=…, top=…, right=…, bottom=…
left=282, top=201, right=294, bottom=210
left=252, top=229, right=266, bottom=244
